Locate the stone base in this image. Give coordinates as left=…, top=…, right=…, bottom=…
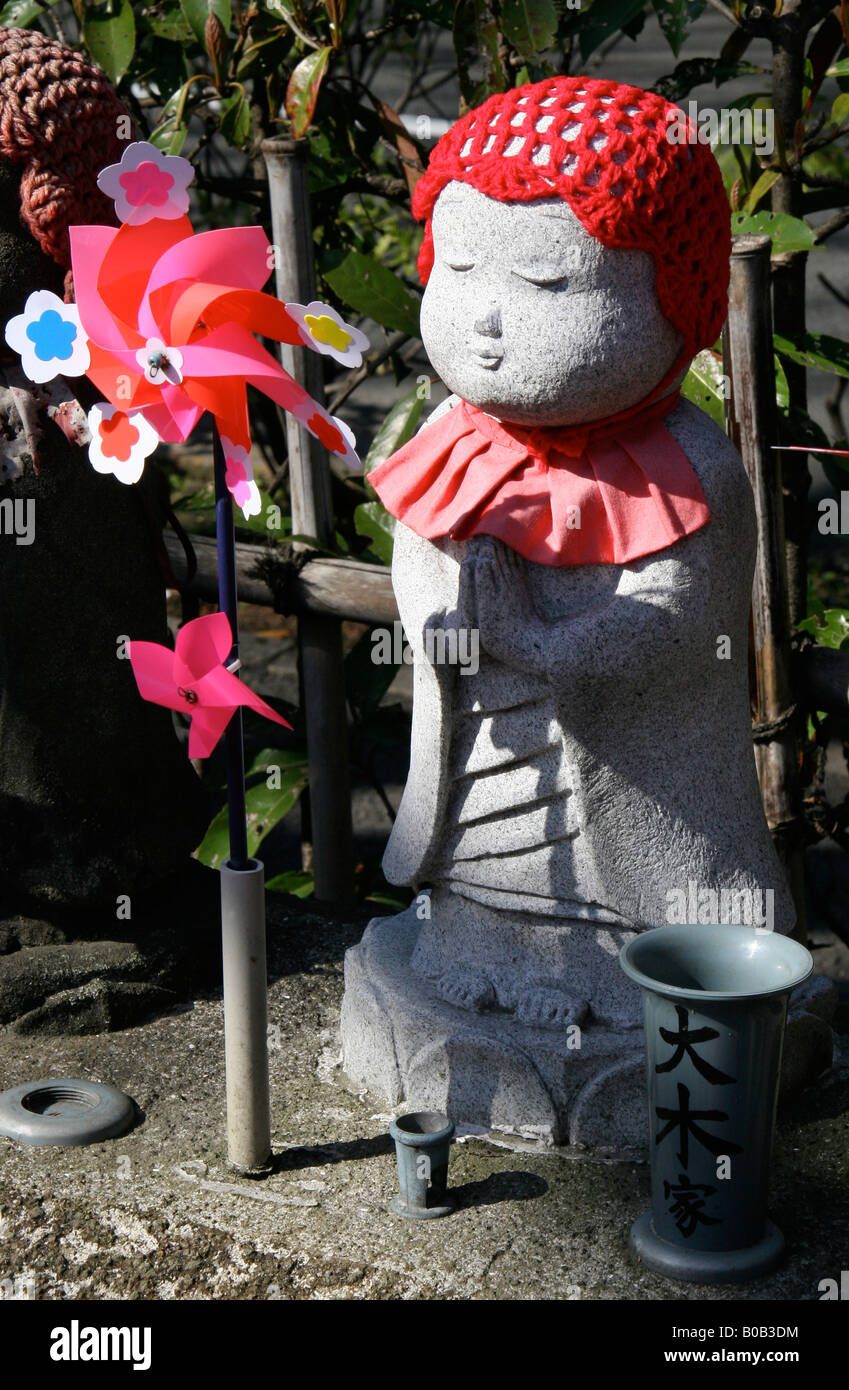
left=340, top=907, right=839, bottom=1153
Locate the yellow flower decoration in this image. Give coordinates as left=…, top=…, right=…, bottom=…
left=286, top=300, right=370, bottom=368
left=304, top=313, right=352, bottom=352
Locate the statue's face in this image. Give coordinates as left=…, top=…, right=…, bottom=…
left=420, top=181, right=683, bottom=426
left=0, top=161, right=64, bottom=331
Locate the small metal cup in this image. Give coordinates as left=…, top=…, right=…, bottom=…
left=389, top=1111, right=455, bottom=1219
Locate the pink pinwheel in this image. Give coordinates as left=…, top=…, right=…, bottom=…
left=62, top=142, right=361, bottom=511
left=68, top=216, right=359, bottom=467
left=130, top=612, right=290, bottom=759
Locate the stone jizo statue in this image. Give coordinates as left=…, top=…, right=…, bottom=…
left=341, top=78, right=827, bottom=1148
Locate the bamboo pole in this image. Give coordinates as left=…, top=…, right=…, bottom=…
left=260, top=137, right=354, bottom=906
left=723, top=234, right=806, bottom=939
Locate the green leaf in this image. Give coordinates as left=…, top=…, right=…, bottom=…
left=743, top=167, right=780, bottom=214
left=364, top=386, right=426, bottom=472
left=802, top=55, right=814, bottom=112
left=730, top=211, right=818, bottom=254
left=826, top=58, right=849, bottom=78
left=179, top=0, right=231, bottom=46
left=501, top=0, right=558, bottom=57
left=148, top=10, right=194, bottom=42
left=266, top=869, right=315, bottom=898
left=831, top=92, right=849, bottom=126
left=578, top=0, right=647, bottom=61
left=321, top=250, right=421, bottom=339
left=797, top=608, right=849, bottom=650
left=774, top=354, right=789, bottom=410
left=219, top=87, right=252, bottom=147
left=0, top=0, right=58, bottom=25
left=354, top=499, right=396, bottom=566
left=149, top=82, right=192, bottom=154
left=363, top=886, right=411, bottom=912
left=195, top=763, right=308, bottom=869
left=681, top=350, right=727, bottom=427
left=285, top=47, right=332, bottom=140
left=83, top=0, right=136, bottom=82
left=149, top=124, right=188, bottom=155
left=652, top=0, right=705, bottom=58
left=245, top=746, right=309, bottom=778
left=774, top=332, right=849, bottom=379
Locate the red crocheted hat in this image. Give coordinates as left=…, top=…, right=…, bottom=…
left=0, top=25, right=133, bottom=271
left=413, top=76, right=731, bottom=364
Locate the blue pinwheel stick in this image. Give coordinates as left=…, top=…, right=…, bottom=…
left=212, top=420, right=250, bottom=872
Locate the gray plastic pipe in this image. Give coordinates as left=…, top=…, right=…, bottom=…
left=221, top=859, right=271, bottom=1174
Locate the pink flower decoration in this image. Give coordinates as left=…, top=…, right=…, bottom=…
left=97, top=141, right=194, bottom=226
left=119, top=162, right=174, bottom=210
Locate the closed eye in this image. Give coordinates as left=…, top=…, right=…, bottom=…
left=512, top=266, right=569, bottom=287
left=445, top=259, right=475, bottom=272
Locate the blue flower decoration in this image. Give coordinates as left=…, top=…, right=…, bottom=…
left=26, top=309, right=77, bottom=363
left=4, top=290, right=90, bottom=384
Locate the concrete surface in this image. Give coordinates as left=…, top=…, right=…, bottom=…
left=0, top=899, right=846, bottom=1301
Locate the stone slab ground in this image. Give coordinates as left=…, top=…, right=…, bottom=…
left=0, top=902, right=846, bottom=1303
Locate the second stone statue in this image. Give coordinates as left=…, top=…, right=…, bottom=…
left=341, top=76, right=796, bottom=1148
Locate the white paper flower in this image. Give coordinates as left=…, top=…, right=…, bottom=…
left=135, top=337, right=184, bottom=386
left=4, top=290, right=90, bottom=384
left=97, top=141, right=194, bottom=225
left=87, top=403, right=160, bottom=484
left=285, top=300, right=370, bottom=368
left=221, top=436, right=262, bottom=519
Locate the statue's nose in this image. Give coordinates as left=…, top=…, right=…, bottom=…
left=473, top=305, right=502, bottom=338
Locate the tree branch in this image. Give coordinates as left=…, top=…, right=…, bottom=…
left=813, top=207, right=849, bottom=242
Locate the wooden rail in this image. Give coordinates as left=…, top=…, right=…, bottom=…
left=163, top=531, right=399, bottom=625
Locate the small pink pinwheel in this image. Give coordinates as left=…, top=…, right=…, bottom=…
left=130, top=612, right=290, bottom=759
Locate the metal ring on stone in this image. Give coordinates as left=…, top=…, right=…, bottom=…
left=0, top=1078, right=136, bottom=1147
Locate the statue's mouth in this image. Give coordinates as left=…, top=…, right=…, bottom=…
left=471, top=350, right=503, bottom=370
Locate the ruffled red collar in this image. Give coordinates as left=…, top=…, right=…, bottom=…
left=368, top=393, right=710, bottom=567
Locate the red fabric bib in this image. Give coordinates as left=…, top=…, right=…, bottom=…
left=368, top=394, right=710, bottom=567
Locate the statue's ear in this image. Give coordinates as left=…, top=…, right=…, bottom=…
left=0, top=158, right=65, bottom=325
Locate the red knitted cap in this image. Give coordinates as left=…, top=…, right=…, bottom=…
left=0, top=25, right=133, bottom=270
left=413, top=76, right=731, bottom=363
